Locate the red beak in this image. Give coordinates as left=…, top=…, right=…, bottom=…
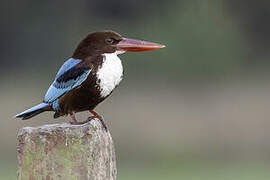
left=116, top=37, right=165, bottom=52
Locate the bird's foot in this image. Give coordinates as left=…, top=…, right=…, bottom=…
left=70, top=119, right=91, bottom=125
left=69, top=113, right=90, bottom=125
left=87, top=116, right=108, bottom=131
left=68, top=111, right=108, bottom=131
left=69, top=113, right=78, bottom=124
left=89, top=110, right=108, bottom=132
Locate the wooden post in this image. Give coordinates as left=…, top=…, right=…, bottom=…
left=17, top=119, right=117, bottom=180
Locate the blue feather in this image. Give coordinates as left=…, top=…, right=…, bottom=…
left=14, top=103, right=48, bottom=118
left=15, top=58, right=91, bottom=119
left=55, top=58, right=82, bottom=79
left=52, top=100, right=60, bottom=111
left=44, top=58, right=91, bottom=110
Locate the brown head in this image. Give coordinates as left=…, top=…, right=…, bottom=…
left=72, top=30, right=165, bottom=59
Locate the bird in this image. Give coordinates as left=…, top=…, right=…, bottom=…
left=14, top=30, right=165, bottom=130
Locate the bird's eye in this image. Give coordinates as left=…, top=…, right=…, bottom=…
left=105, top=38, right=114, bottom=45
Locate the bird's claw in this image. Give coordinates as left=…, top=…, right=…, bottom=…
left=69, top=119, right=90, bottom=125
left=88, top=116, right=108, bottom=132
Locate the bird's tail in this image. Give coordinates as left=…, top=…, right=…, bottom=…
left=14, top=103, right=50, bottom=120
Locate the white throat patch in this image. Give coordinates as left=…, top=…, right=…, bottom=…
left=96, top=52, right=124, bottom=97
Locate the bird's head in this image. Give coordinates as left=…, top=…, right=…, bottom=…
left=72, top=30, right=165, bottom=59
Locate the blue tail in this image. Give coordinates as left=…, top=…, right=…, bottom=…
left=14, top=103, right=49, bottom=120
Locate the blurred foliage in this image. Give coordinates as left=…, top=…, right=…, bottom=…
left=1, top=0, right=269, bottom=80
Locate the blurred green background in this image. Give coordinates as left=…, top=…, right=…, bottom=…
left=1, top=0, right=270, bottom=179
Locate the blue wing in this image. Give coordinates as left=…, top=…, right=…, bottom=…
left=44, top=58, right=91, bottom=106
left=55, top=58, right=82, bottom=79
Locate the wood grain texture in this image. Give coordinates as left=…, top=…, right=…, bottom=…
left=17, top=119, right=117, bottom=180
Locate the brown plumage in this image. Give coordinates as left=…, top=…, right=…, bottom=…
left=15, top=30, right=165, bottom=130
left=56, top=56, right=104, bottom=117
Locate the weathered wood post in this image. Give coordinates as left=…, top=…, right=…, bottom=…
left=17, top=119, right=117, bottom=180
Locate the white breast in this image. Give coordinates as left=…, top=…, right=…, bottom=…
left=96, top=52, right=123, bottom=97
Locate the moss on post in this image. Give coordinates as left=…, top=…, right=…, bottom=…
left=17, top=119, right=117, bottom=180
